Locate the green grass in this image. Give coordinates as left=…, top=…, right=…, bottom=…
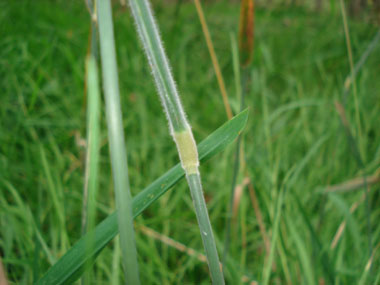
left=36, top=110, right=248, bottom=284
left=96, top=0, right=140, bottom=283
left=1, top=0, right=380, bottom=284
left=128, top=0, right=224, bottom=282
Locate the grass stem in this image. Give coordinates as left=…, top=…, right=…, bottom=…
left=187, top=174, right=225, bottom=284
left=223, top=0, right=254, bottom=265
left=81, top=54, right=101, bottom=284
left=96, top=0, right=140, bottom=283
left=339, top=0, right=362, bottom=150
left=127, top=0, right=225, bottom=283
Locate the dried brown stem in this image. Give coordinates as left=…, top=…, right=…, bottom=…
left=0, top=258, right=8, bottom=285
left=193, top=0, right=233, bottom=119
left=325, top=168, right=380, bottom=193
left=247, top=177, right=271, bottom=257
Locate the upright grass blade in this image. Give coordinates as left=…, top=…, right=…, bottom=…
left=334, top=101, right=373, bottom=270
left=262, top=136, right=328, bottom=285
left=286, top=219, right=315, bottom=285
left=81, top=5, right=100, bottom=285
left=223, top=0, right=254, bottom=265
left=39, top=145, right=69, bottom=251
left=127, top=0, right=225, bottom=283
left=96, top=0, right=140, bottom=283
left=291, top=191, right=335, bottom=283
left=36, top=110, right=248, bottom=285
left=81, top=2, right=101, bottom=284
left=342, top=28, right=380, bottom=100
left=81, top=55, right=101, bottom=284
left=339, top=0, right=362, bottom=148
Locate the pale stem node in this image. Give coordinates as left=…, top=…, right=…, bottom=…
left=173, top=128, right=199, bottom=175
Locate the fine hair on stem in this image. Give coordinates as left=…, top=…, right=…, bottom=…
left=127, top=0, right=225, bottom=283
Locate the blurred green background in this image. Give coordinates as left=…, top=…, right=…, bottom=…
left=0, top=0, right=379, bottom=283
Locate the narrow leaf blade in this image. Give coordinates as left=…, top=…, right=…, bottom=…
left=36, top=109, right=249, bottom=285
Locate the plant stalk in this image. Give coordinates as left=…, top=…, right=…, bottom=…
left=223, top=0, right=254, bottom=265
left=96, top=0, right=140, bottom=283
left=187, top=174, right=225, bottom=284
left=127, top=0, right=225, bottom=283
left=81, top=3, right=101, bottom=284
left=81, top=54, right=101, bottom=285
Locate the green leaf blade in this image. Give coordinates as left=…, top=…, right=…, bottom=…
left=36, top=110, right=249, bottom=285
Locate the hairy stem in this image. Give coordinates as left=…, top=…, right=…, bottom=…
left=127, top=0, right=225, bottom=283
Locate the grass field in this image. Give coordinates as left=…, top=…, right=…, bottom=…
left=1, top=0, right=380, bottom=283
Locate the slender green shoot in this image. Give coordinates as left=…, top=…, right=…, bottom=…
left=96, top=0, right=140, bottom=283
left=223, top=0, right=254, bottom=265
left=81, top=54, right=101, bottom=284
left=339, top=0, right=362, bottom=151
left=81, top=3, right=101, bottom=284
left=334, top=101, right=373, bottom=269
left=262, top=136, right=328, bottom=285
left=222, top=36, right=248, bottom=265
left=343, top=29, right=380, bottom=99
left=127, top=0, right=224, bottom=283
